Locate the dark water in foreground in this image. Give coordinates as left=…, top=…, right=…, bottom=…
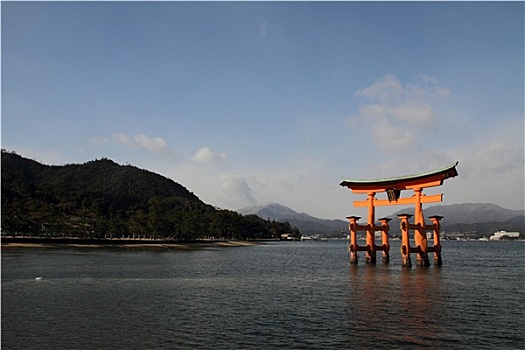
left=2, top=240, right=524, bottom=349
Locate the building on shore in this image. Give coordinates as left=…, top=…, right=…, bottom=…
left=489, top=231, right=520, bottom=240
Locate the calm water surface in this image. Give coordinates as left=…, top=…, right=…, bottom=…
left=2, top=240, right=524, bottom=349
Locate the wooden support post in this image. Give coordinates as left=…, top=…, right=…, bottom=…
left=347, top=216, right=360, bottom=265
left=365, top=192, right=376, bottom=264
left=378, top=217, right=391, bottom=264
left=398, top=214, right=412, bottom=268
left=429, top=215, right=443, bottom=266
left=413, top=188, right=430, bottom=267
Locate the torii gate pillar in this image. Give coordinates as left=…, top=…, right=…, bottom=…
left=413, top=187, right=429, bottom=267
left=365, top=192, right=376, bottom=264
left=398, top=214, right=413, bottom=267
left=429, top=215, right=444, bottom=266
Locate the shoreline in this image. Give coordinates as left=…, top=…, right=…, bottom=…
left=1, top=237, right=269, bottom=250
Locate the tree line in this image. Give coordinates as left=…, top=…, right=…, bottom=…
left=1, top=150, right=300, bottom=240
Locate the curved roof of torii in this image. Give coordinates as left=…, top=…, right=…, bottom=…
left=340, top=161, right=459, bottom=191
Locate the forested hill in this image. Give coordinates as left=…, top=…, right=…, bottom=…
left=2, top=151, right=200, bottom=204
left=1, top=150, right=299, bottom=240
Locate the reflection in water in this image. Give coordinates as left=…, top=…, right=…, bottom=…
left=346, top=265, right=445, bottom=348
left=398, top=268, right=445, bottom=347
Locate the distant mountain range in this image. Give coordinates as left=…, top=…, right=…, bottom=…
left=238, top=202, right=524, bottom=237
left=238, top=203, right=348, bottom=237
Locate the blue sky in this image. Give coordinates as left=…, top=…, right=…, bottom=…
left=2, top=1, right=524, bottom=220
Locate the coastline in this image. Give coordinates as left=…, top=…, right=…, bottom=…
left=0, top=237, right=266, bottom=250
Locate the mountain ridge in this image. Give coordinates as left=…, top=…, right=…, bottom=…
left=238, top=202, right=524, bottom=236
left=238, top=203, right=348, bottom=236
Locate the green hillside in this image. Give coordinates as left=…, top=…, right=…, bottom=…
left=1, top=150, right=299, bottom=240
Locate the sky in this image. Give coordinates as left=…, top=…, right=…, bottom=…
left=2, top=1, right=524, bottom=220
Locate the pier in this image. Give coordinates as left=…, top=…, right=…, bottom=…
left=340, top=162, right=458, bottom=267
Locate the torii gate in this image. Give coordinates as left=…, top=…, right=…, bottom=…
left=340, top=162, right=458, bottom=267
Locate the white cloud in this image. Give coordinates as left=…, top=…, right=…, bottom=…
left=392, top=101, right=433, bottom=125
left=113, top=132, right=134, bottom=148
left=190, top=147, right=226, bottom=165
left=112, top=132, right=173, bottom=155
left=443, top=137, right=524, bottom=210
left=372, top=118, right=417, bottom=153
left=219, top=172, right=257, bottom=207
left=460, top=139, right=523, bottom=179
left=134, top=134, right=170, bottom=154
left=355, top=74, right=403, bottom=102
left=350, top=74, right=450, bottom=153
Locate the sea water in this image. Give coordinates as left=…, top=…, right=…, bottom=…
left=1, top=240, right=524, bottom=349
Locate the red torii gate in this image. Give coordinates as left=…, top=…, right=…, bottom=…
left=340, top=162, right=458, bottom=267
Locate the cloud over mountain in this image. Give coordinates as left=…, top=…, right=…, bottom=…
left=219, top=172, right=257, bottom=208
left=191, top=147, right=226, bottom=165
left=349, top=74, right=450, bottom=153
left=113, top=132, right=174, bottom=155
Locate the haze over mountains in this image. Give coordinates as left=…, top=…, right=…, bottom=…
left=238, top=202, right=524, bottom=237
left=238, top=203, right=348, bottom=236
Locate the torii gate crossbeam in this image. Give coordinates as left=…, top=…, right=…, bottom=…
left=340, top=162, right=458, bottom=267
